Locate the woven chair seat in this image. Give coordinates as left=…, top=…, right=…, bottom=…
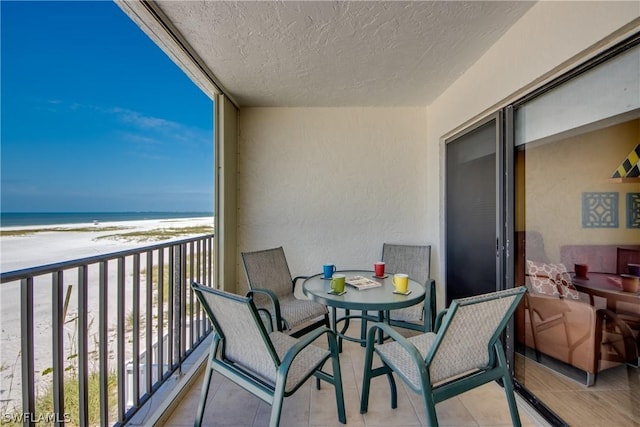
left=376, top=333, right=436, bottom=389
left=388, top=303, right=423, bottom=322
left=223, top=331, right=330, bottom=392
left=275, top=295, right=329, bottom=330
left=270, top=332, right=330, bottom=392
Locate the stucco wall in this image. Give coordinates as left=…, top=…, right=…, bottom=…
left=237, top=107, right=428, bottom=293
left=523, top=120, right=640, bottom=263
left=428, top=2, right=639, bottom=297
left=235, top=2, right=639, bottom=301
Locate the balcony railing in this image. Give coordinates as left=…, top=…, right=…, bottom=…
left=0, top=234, right=214, bottom=426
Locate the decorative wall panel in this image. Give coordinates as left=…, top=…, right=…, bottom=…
left=627, top=192, right=640, bottom=229
left=582, top=192, right=618, bottom=228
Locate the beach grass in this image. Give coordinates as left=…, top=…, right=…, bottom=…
left=141, top=250, right=211, bottom=299
left=96, top=226, right=214, bottom=242
left=41, top=370, right=117, bottom=427
left=1, top=370, right=118, bottom=427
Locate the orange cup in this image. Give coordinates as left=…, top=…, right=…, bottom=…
left=621, top=274, right=639, bottom=293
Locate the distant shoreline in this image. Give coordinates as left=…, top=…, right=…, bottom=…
left=0, top=211, right=214, bottom=228
left=0, top=216, right=214, bottom=273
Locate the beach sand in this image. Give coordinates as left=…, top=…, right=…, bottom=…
left=0, top=217, right=213, bottom=411
left=1, top=216, right=213, bottom=272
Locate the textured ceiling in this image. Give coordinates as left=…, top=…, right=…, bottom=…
left=154, top=1, right=535, bottom=107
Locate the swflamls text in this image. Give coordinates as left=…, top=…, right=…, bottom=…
left=1, top=412, right=71, bottom=424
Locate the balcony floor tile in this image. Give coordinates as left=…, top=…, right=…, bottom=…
left=159, top=321, right=546, bottom=427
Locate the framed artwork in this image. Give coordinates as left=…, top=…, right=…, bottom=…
left=582, top=192, right=618, bottom=228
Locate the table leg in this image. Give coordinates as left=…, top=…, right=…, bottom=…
left=331, top=307, right=341, bottom=353
left=378, top=311, right=385, bottom=344
left=334, top=307, right=352, bottom=353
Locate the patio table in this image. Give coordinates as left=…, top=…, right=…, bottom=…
left=302, top=270, right=425, bottom=348
left=572, top=272, right=640, bottom=311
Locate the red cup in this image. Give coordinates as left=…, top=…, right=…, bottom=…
left=374, top=262, right=385, bottom=277
left=575, top=263, right=588, bottom=279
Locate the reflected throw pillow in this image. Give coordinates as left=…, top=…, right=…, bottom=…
left=556, top=270, right=579, bottom=299
left=526, top=260, right=579, bottom=299
left=526, top=260, right=561, bottom=297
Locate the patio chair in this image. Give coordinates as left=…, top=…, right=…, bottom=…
left=382, top=243, right=435, bottom=332
left=191, top=282, right=346, bottom=427
left=360, top=287, right=526, bottom=427
left=241, top=246, right=329, bottom=337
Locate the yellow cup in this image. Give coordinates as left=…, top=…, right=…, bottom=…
left=393, top=273, right=409, bottom=293
left=330, top=274, right=346, bottom=293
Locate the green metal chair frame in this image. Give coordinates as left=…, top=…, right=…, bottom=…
left=360, top=287, right=526, bottom=427
left=192, top=282, right=346, bottom=427
left=241, top=246, right=330, bottom=337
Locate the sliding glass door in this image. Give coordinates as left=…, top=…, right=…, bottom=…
left=445, top=114, right=503, bottom=305
left=445, top=35, right=639, bottom=426
left=512, top=40, right=640, bottom=426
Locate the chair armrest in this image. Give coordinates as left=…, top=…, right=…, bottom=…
left=257, top=308, right=274, bottom=333
left=434, top=309, right=448, bottom=332
left=596, top=308, right=638, bottom=361
left=278, top=327, right=339, bottom=374
left=526, top=293, right=598, bottom=332
left=292, top=275, right=309, bottom=293
left=247, top=288, right=285, bottom=332
left=366, top=322, right=425, bottom=362
left=424, top=279, right=436, bottom=332
left=286, top=326, right=336, bottom=358
left=597, top=309, right=636, bottom=337
left=526, top=294, right=574, bottom=319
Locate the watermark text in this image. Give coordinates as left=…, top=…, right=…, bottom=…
left=1, top=412, right=71, bottom=424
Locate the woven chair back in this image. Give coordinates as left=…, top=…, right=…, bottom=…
left=197, top=287, right=279, bottom=384
left=429, top=288, right=523, bottom=384
left=382, top=244, right=431, bottom=285
left=242, top=247, right=294, bottom=299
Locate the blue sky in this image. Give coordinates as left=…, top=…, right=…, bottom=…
left=1, top=1, right=214, bottom=212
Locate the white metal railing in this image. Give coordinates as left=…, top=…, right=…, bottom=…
left=0, top=234, right=214, bottom=426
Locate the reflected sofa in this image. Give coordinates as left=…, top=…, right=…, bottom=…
left=515, top=232, right=637, bottom=385
left=559, top=244, right=640, bottom=276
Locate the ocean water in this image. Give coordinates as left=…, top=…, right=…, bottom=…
left=0, top=212, right=214, bottom=227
